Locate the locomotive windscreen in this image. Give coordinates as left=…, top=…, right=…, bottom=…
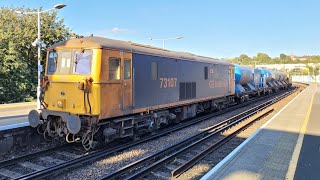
left=47, top=49, right=92, bottom=75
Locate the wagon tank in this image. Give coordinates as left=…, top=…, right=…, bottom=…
left=234, top=65, right=255, bottom=102
left=270, top=70, right=280, bottom=81
left=260, top=68, right=272, bottom=82
left=234, top=65, right=252, bottom=85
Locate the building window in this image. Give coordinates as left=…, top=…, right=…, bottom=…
left=109, top=58, right=121, bottom=80
left=151, top=61, right=158, bottom=80
left=124, top=59, right=131, bottom=79
left=204, top=67, right=208, bottom=80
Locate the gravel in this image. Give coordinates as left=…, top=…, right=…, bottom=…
left=54, top=90, right=300, bottom=180
left=0, top=140, right=64, bottom=162
left=0, top=174, right=9, bottom=180
left=6, top=165, right=33, bottom=175
left=29, top=158, right=54, bottom=168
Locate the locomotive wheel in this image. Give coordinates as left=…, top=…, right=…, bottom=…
left=131, top=134, right=140, bottom=141
left=46, top=120, right=57, bottom=137
left=37, top=123, right=46, bottom=135
left=240, top=97, right=245, bottom=104
left=43, top=124, right=54, bottom=142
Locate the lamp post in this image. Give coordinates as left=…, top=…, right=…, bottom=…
left=15, top=4, right=66, bottom=109
left=148, top=36, right=184, bottom=49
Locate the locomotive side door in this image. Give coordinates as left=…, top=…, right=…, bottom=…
left=100, top=50, right=133, bottom=118
left=100, top=49, right=123, bottom=118
left=121, top=52, right=133, bottom=114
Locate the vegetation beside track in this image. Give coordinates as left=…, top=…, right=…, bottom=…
left=0, top=7, right=70, bottom=104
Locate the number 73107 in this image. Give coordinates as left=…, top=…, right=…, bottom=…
left=160, top=78, right=177, bottom=88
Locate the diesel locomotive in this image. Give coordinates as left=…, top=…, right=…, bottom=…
left=28, top=36, right=291, bottom=150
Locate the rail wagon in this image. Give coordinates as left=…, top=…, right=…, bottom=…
left=251, top=68, right=263, bottom=94
left=234, top=65, right=255, bottom=102
left=28, top=36, right=235, bottom=150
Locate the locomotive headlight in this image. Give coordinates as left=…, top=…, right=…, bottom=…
left=57, top=100, right=65, bottom=108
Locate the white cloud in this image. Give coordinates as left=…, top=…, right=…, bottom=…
left=110, top=27, right=128, bottom=34
left=92, top=27, right=135, bottom=37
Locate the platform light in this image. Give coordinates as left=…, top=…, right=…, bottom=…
left=148, top=36, right=184, bottom=49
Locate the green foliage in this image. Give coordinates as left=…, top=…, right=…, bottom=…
left=239, top=54, right=250, bottom=61
left=0, top=7, right=70, bottom=103
left=227, top=54, right=252, bottom=65
left=255, top=53, right=271, bottom=63
left=280, top=53, right=287, bottom=60
left=227, top=53, right=320, bottom=66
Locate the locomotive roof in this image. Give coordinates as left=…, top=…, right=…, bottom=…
left=48, top=36, right=230, bottom=65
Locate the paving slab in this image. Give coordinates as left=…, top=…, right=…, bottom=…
left=0, top=102, right=35, bottom=130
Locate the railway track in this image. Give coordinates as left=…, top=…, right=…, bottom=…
left=0, top=87, right=298, bottom=180
left=98, top=88, right=297, bottom=180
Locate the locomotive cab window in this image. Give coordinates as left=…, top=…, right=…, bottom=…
left=151, top=62, right=158, bottom=80
left=47, top=49, right=92, bottom=75
left=124, top=59, right=131, bottom=79
left=204, top=67, right=208, bottom=80
left=58, top=51, right=72, bottom=74
left=109, top=58, right=121, bottom=80
left=48, top=51, right=58, bottom=74
left=73, top=50, right=92, bottom=75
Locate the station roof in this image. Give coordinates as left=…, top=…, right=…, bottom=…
left=48, top=36, right=230, bottom=65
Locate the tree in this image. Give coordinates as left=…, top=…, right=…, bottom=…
left=0, top=7, right=70, bottom=103
left=238, top=54, right=251, bottom=62
left=280, top=53, right=287, bottom=60
left=256, top=53, right=271, bottom=63
left=272, top=57, right=281, bottom=64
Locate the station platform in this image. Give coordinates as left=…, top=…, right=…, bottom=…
left=201, top=84, right=320, bottom=180
left=0, top=102, right=35, bottom=131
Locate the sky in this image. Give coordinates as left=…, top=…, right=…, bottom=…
left=2, top=0, right=320, bottom=59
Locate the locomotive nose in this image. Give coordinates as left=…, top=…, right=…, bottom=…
left=28, top=110, right=41, bottom=128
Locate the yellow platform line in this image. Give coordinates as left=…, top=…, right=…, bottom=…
left=286, top=84, right=316, bottom=179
